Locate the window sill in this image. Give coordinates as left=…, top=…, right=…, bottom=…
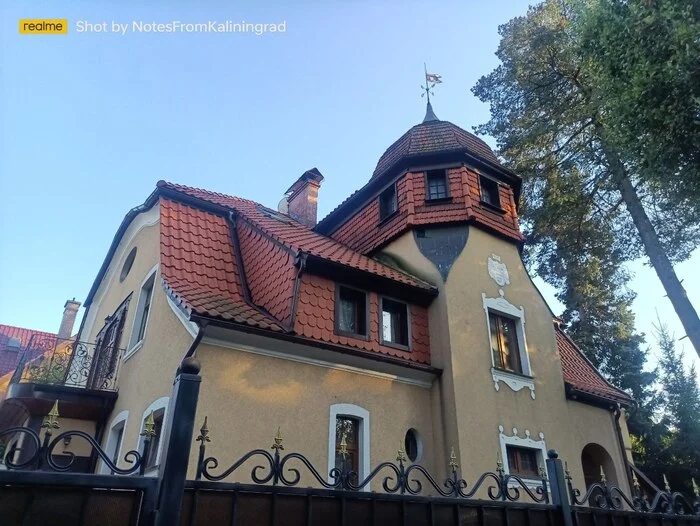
left=425, top=196, right=453, bottom=205
left=335, top=329, right=370, bottom=341
left=378, top=210, right=399, bottom=227
left=123, top=340, right=144, bottom=362
left=507, top=475, right=547, bottom=491
left=380, top=340, right=411, bottom=352
left=479, top=201, right=506, bottom=214
left=491, top=367, right=535, bottom=399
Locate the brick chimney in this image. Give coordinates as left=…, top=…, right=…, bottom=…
left=58, top=298, right=81, bottom=340
left=283, top=168, right=324, bottom=227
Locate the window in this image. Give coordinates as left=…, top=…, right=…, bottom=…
left=379, top=185, right=397, bottom=221
left=506, top=446, right=539, bottom=479
left=479, top=176, right=501, bottom=209
left=381, top=298, right=409, bottom=348
left=489, top=312, right=522, bottom=374
left=120, top=247, right=137, bottom=282
left=335, top=286, right=368, bottom=337
left=139, top=397, right=168, bottom=475
left=101, top=410, right=128, bottom=474
left=334, top=416, right=359, bottom=476
left=328, top=404, right=370, bottom=490
left=426, top=169, right=448, bottom=201
left=127, top=267, right=157, bottom=355
left=144, top=410, right=164, bottom=470
left=404, top=428, right=421, bottom=462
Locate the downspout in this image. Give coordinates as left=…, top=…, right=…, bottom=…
left=612, top=404, right=634, bottom=493
left=182, top=321, right=208, bottom=362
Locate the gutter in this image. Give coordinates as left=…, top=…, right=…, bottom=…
left=183, top=321, right=208, bottom=362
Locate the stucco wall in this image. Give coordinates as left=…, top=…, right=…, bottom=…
left=187, top=341, right=438, bottom=484
left=381, top=226, right=631, bottom=495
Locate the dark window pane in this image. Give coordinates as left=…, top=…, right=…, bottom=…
left=489, top=312, right=522, bottom=374
left=426, top=170, right=448, bottom=200
left=137, top=282, right=153, bottom=342
left=337, top=287, right=367, bottom=336
left=506, top=446, right=539, bottom=478
left=379, top=186, right=397, bottom=220
left=335, top=417, right=359, bottom=477
left=480, top=176, right=501, bottom=208
left=404, top=429, right=419, bottom=462
left=381, top=299, right=409, bottom=346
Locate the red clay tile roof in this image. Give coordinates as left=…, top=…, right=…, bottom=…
left=0, top=325, right=58, bottom=377
left=372, top=120, right=499, bottom=180
left=160, top=198, right=284, bottom=331
left=0, top=325, right=56, bottom=349
left=158, top=181, right=434, bottom=291
left=555, top=325, right=633, bottom=405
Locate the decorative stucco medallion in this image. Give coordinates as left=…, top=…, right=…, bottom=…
left=488, top=254, right=510, bottom=287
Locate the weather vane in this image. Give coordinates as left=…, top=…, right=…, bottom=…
left=421, top=63, right=442, bottom=103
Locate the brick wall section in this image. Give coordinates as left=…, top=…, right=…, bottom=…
left=329, top=166, right=523, bottom=254
left=237, top=221, right=297, bottom=327
left=293, top=274, right=431, bottom=364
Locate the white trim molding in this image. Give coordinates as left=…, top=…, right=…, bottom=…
left=328, top=403, right=370, bottom=491
left=498, top=425, right=548, bottom=489
left=124, top=264, right=159, bottom=360
left=100, top=410, right=129, bottom=474
left=139, top=397, right=169, bottom=476
left=482, top=292, right=535, bottom=399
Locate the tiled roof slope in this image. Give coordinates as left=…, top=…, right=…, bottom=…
left=0, top=325, right=57, bottom=377
left=158, top=181, right=434, bottom=291
left=372, top=120, right=500, bottom=180
left=555, top=325, right=633, bottom=405
left=160, top=198, right=284, bottom=331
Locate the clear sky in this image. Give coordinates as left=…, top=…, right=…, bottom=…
left=1, top=0, right=697, bottom=371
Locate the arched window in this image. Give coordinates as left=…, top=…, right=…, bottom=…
left=101, top=410, right=129, bottom=474
left=581, top=443, right=618, bottom=489
left=139, top=397, right=169, bottom=475
left=328, top=404, right=370, bottom=490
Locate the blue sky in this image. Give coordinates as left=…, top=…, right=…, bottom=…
left=1, top=0, right=697, bottom=370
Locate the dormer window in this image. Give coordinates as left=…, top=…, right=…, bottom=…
left=380, top=297, right=409, bottom=349
left=379, top=185, right=397, bottom=221
left=479, top=176, right=501, bottom=209
left=426, top=169, right=449, bottom=201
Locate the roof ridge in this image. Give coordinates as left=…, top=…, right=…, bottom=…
left=555, top=324, right=632, bottom=400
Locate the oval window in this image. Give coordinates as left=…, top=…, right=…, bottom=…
left=404, top=428, right=421, bottom=462
left=120, top=247, right=137, bottom=282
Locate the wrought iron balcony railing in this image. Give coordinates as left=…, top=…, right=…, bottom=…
left=9, top=335, right=125, bottom=392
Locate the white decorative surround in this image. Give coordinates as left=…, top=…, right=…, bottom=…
left=498, top=425, right=548, bottom=488
left=482, top=291, right=535, bottom=399
left=488, top=254, right=510, bottom=287
left=328, top=404, right=370, bottom=491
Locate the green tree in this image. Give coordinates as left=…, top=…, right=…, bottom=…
left=655, top=322, right=700, bottom=492
left=473, top=0, right=700, bottom=356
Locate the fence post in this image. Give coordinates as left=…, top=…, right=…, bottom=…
left=546, top=449, right=574, bottom=526
left=154, top=357, right=202, bottom=526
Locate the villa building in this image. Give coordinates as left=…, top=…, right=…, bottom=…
left=0, top=103, right=635, bottom=493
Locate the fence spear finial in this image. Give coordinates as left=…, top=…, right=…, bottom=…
left=141, top=411, right=156, bottom=438
left=599, top=465, right=607, bottom=484
left=692, top=477, right=699, bottom=497
left=496, top=450, right=505, bottom=477
left=663, top=474, right=671, bottom=492
left=632, top=470, right=640, bottom=491
left=196, top=416, right=210, bottom=443
left=42, top=400, right=60, bottom=430
left=396, top=443, right=407, bottom=464
left=448, top=447, right=458, bottom=473
left=272, top=427, right=284, bottom=451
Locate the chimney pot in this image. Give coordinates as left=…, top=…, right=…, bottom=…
left=284, top=168, right=324, bottom=227
left=58, top=299, right=81, bottom=341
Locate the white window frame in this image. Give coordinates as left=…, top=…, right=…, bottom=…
left=125, top=264, right=158, bottom=360
left=482, top=292, right=535, bottom=399
left=100, top=410, right=129, bottom=474
left=328, top=403, right=370, bottom=491
left=139, top=397, right=169, bottom=476
left=498, top=425, right=548, bottom=490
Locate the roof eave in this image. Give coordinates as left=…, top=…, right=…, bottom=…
left=565, top=383, right=634, bottom=409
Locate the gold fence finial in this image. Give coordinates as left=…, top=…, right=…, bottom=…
left=141, top=411, right=156, bottom=438
left=396, top=443, right=407, bottom=464
left=196, top=416, right=210, bottom=443
left=632, top=470, right=640, bottom=491
left=338, top=435, right=348, bottom=458
left=539, top=464, right=547, bottom=479
left=564, top=461, right=572, bottom=481
left=663, top=474, right=671, bottom=492
left=272, top=427, right=284, bottom=451
left=42, top=400, right=60, bottom=430
left=599, top=465, right=607, bottom=484
left=448, top=447, right=458, bottom=473
left=692, top=478, right=699, bottom=497
left=496, top=450, right=505, bottom=477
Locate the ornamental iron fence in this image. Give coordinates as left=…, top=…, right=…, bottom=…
left=0, top=356, right=698, bottom=526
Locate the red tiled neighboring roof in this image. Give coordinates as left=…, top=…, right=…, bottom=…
left=160, top=198, right=284, bottom=331
left=0, top=325, right=58, bottom=378
left=158, top=181, right=434, bottom=291
left=0, top=325, right=57, bottom=350
left=372, top=120, right=499, bottom=180
left=555, top=325, right=633, bottom=405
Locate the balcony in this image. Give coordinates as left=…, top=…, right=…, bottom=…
left=2, top=335, right=122, bottom=424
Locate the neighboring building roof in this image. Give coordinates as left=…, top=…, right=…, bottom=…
left=372, top=112, right=500, bottom=181
left=555, top=325, right=634, bottom=406
left=0, top=325, right=57, bottom=350
left=0, top=324, right=58, bottom=378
